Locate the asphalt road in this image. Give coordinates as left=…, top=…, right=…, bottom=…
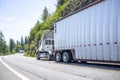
left=0, top=60, right=21, bottom=80
left=0, top=53, right=120, bottom=80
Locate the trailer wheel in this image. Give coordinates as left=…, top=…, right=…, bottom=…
left=81, top=61, right=87, bottom=63
left=62, top=52, right=71, bottom=63
left=55, top=52, right=62, bottom=62
left=36, top=53, right=40, bottom=60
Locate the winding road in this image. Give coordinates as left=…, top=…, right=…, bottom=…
left=0, top=53, right=120, bottom=80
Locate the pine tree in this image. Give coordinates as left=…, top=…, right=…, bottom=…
left=9, top=38, right=15, bottom=53
left=0, top=31, right=9, bottom=55
left=57, top=0, right=64, bottom=7
left=15, top=40, right=21, bottom=53
left=25, top=36, right=28, bottom=44
left=42, top=7, right=48, bottom=21
left=21, top=36, right=24, bottom=50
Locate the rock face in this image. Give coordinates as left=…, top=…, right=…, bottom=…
left=62, top=0, right=97, bottom=17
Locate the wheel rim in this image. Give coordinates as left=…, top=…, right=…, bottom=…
left=56, top=52, right=61, bottom=61
left=63, top=52, right=68, bottom=62
left=63, top=54, right=67, bottom=61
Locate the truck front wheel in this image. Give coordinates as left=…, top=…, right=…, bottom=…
left=46, top=54, right=51, bottom=61
left=55, top=52, right=62, bottom=62
left=62, top=52, right=72, bottom=63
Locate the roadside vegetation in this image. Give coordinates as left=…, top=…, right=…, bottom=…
left=24, top=0, right=70, bottom=57
left=0, top=31, right=9, bottom=55
left=24, top=0, right=94, bottom=57
left=0, top=0, right=93, bottom=56
left=0, top=31, right=26, bottom=55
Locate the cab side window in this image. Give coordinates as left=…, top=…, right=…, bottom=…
left=45, top=40, right=51, bottom=45
left=45, top=40, right=54, bottom=45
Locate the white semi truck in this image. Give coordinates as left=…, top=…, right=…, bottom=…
left=36, top=30, right=54, bottom=60
left=36, top=0, right=120, bottom=63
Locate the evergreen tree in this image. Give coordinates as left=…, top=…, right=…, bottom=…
left=9, top=38, right=15, bottom=53
left=0, top=31, right=9, bottom=55
left=24, top=0, right=70, bottom=57
left=42, top=7, right=48, bottom=21
left=15, top=40, right=21, bottom=53
left=21, top=36, right=24, bottom=50
left=57, top=0, right=64, bottom=7
left=25, top=36, right=28, bottom=44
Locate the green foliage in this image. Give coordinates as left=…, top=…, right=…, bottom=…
left=62, top=0, right=96, bottom=16
left=0, top=32, right=24, bottom=55
left=24, top=41, right=36, bottom=57
left=21, top=36, right=24, bottom=49
left=42, top=7, right=49, bottom=21
left=30, top=41, right=36, bottom=54
left=30, top=21, right=42, bottom=39
left=15, top=40, right=21, bottom=53
left=0, top=31, right=9, bottom=55
left=35, top=30, right=42, bottom=43
left=54, top=2, right=68, bottom=19
left=24, top=44, right=29, bottom=52
left=9, top=38, right=15, bottom=53
left=25, top=36, right=28, bottom=44
left=57, top=0, right=64, bottom=8
left=25, top=0, right=70, bottom=57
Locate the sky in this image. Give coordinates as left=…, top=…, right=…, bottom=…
left=0, top=0, right=57, bottom=45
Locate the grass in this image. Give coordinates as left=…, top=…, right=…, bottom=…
left=24, top=53, right=36, bottom=58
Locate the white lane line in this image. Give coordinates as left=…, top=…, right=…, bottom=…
left=0, top=58, right=30, bottom=80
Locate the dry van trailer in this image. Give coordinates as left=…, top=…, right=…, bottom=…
left=54, top=0, right=120, bottom=63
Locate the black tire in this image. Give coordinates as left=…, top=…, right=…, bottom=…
left=62, top=52, right=72, bottom=63
left=55, top=52, right=62, bottom=62
left=36, top=53, right=40, bottom=60
left=81, top=61, right=87, bottom=63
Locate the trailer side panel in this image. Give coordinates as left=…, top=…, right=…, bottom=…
left=54, top=0, right=120, bottom=62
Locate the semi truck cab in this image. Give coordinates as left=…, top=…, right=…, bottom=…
left=36, top=30, right=54, bottom=60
